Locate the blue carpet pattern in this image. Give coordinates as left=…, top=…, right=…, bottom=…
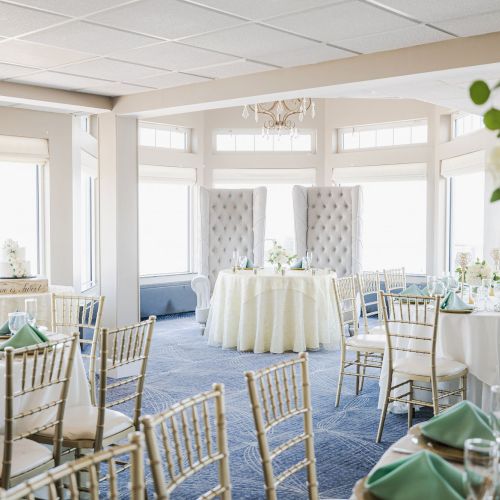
left=111, top=313, right=431, bottom=499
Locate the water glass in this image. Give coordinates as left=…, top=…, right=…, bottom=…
left=305, top=250, right=313, bottom=270
left=427, top=275, right=436, bottom=290
left=238, top=256, right=247, bottom=269
left=232, top=250, right=239, bottom=269
left=448, top=275, right=459, bottom=293
left=8, top=312, right=27, bottom=335
left=464, top=438, right=498, bottom=500
left=24, top=298, right=37, bottom=326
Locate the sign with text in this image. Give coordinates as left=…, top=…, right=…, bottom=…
left=0, top=278, right=49, bottom=295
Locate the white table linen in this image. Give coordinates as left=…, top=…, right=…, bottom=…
left=378, top=308, right=500, bottom=412
left=205, top=269, right=340, bottom=353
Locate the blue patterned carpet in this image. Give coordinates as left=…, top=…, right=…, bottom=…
left=118, top=313, right=431, bottom=499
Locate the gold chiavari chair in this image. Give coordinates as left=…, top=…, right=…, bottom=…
left=245, top=353, right=318, bottom=500
left=334, top=276, right=385, bottom=407
left=0, top=333, right=79, bottom=489
left=141, top=384, right=231, bottom=500
left=383, top=267, right=407, bottom=294
left=51, top=293, right=105, bottom=405
left=0, top=432, right=144, bottom=500
left=376, top=292, right=468, bottom=443
left=35, top=317, right=156, bottom=461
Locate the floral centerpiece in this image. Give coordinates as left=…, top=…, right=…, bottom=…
left=2, top=239, right=29, bottom=278
left=466, top=259, right=493, bottom=287
left=267, top=241, right=296, bottom=273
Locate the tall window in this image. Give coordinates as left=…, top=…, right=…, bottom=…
left=139, top=166, right=195, bottom=276
left=338, top=119, right=427, bottom=151
left=0, top=162, right=42, bottom=274
left=213, top=168, right=315, bottom=254
left=139, top=122, right=190, bottom=151
left=452, top=113, right=484, bottom=138
left=336, top=164, right=427, bottom=274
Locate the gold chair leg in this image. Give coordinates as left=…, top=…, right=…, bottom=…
left=335, top=346, right=346, bottom=407
left=359, top=353, right=368, bottom=392
left=431, top=379, right=439, bottom=415
left=407, top=380, right=413, bottom=429
left=376, top=371, right=392, bottom=443
left=355, top=352, right=361, bottom=396
left=462, top=374, right=467, bottom=402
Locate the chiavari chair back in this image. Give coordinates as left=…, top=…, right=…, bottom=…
left=333, top=276, right=358, bottom=337
left=245, top=353, right=318, bottom=500
left=141, top=383, right=231, bottom=500
left=0, top=432, right=144, bottom=500
left=356, top=271, right=383, bottom=334
left=383, top=267, right=406, bottom=294
left=1, top=333, right=79, bottom=489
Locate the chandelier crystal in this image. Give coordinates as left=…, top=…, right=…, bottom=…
left=242, top=98, right=315, bottom=135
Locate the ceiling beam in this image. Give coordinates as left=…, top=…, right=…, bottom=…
left=0, top=81, right=112, bottom=114
left=112, top=31, right=500, bottom=118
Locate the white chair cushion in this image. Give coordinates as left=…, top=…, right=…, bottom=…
left=0, top=437, right=52, bottom=477
left=346, top=334, right=386, bottom=350
left=394, top=355, right=467, bottom=378
left=369, top=324, right=386, bottom=335
left=39, top=406, right=133, bottom=441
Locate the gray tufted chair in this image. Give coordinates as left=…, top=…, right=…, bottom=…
left=191, top=186, right=267, bottom=324
left=292, top=186, right=362, bottom=277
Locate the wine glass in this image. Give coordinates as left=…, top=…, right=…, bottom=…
left=24, top=298, right=37, bottom=326
left=464, top=438, right=497, bottom=500
left=8, top=312, right=27, bottom=335
left=238, top=256, right=247, bottom=269
left=448, top=275, right=459, bottom=293
left=434, top=280, right=446, bottom=297
left=232, top=250, right=239, bottom=270
left=426, top=275, right=435, bottom=290
left=306, top=250, right=313, bottom=270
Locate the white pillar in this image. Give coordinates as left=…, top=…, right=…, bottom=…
left=98, top=113, right=139, bottom=327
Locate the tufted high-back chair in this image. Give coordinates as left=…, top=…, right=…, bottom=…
left=191, top=186, right=267, bottom=324
left=292, top=186, right=362, bottom=277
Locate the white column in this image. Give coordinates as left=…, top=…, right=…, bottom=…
left=98, top=113, right=139, bottom=327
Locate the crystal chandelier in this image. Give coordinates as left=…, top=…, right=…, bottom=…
left=242, top=98, right=315, bottom=136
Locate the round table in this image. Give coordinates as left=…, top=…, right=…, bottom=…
left=205, top=268, right=341, bottom=353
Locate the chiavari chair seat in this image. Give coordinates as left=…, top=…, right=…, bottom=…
left=393, top=355, right=467, bottom=380
left=0, top=440, right=53, bottom=478
left=345, top=333, right=386, bottom=351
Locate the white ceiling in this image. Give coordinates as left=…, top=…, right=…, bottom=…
left=0, top=0, right=498, bottom=98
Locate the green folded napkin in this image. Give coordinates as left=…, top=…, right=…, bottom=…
left=290, top=258, right=305, bottom=270
left=29, top=323, right=49, bottom=342
left=440, top=291, right=474, bottom=312
left=400, top=284, right=423, bottom=296
left=245, top=257, right=254, bottom=269
left=421, top=401, right=494, bottom=449
left=0, top=324, right=46, bottom=351
left=367, top=450, right=466, bottom=500
left=421, top=286, right=430, bottom=296
left=0, top=320, right=10, bottom=335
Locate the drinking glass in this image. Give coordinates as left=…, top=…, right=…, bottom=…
left=8, top=312, right=27, bottom=335
left=24, top=298, right=37, bottom=326
left=427, top=276, right=436, bottom=293
left=232, top=250, right=239, bottom=269
left=464, top=438, right=497, bottom=500
left=434, top=280, right=446, bottom=297
left=490, top=385, right=500, bottom=443
left=306, top=250, right=313, bottom=270
left=448, top=275, right=459, bottom=293
left=238, top=256, right=247, bottom=269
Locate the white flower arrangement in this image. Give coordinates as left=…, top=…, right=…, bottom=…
left=267, top=241, right=295, bottom=272
left=466, top=259, right=493, bottom=287
left=2, top=239, right=19, bottom=255
left=2, top=239, right=28, bottom=278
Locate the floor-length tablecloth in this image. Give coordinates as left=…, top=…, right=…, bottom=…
left=205, top=269, right=341, bottom=353
left=378, top=309, right=500, bottom=411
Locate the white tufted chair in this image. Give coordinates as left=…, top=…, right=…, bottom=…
left=191, top=186, right=267, bottom=324
left=292, top=186, right=362, bottom=276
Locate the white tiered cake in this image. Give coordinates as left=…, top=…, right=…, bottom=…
left=0, top=240, right=31, bottom=278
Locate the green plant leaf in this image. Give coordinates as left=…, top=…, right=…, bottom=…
left=491, top=188, right=500, bottom=203
left=483, top=108, right=500, bottom=130
left=470, top=80, right=490, bottom=105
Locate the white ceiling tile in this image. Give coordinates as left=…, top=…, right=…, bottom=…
left=434, top=11, right=500, bottom=36
left=80, top=82, right=154, bottom=96
left=23, top=21, right=158, bottom=55
left=184, top=24, right=319, bottom=59
left=338, top=25, right=452, bottom=53
left=193, top=0, right=342, bottom=20
left=0, top=40, right=93, bottom=68
left=129, top=72, right=211, bottom=88
left=9, top=70, right=112, bottom=90
left=111, top=42, right=238, bottom=71
left=193, top=60, right=273, bottom=78
left=57, top=58, right=163, bottom=81
left=88, top=0, right=243, bottom=39
left=10, top=0, right=133, bottom=17
left=0, top=1, right=66, bottom=37
left=0, top=62, right=38, bottom=79
left=375, top=0, right=500, bottom=23
left=267, top=1, right=416, bottom=43
left=257, top=43, right=352, bottom=67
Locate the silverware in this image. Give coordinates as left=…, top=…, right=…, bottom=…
left=391, top=447, right=415, bottom=455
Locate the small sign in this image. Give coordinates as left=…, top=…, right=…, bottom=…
left=0, top=278, right=49, bottom=295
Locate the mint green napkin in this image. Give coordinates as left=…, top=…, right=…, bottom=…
left=0, top=320, right=10, bottom=335
left=29, top=323, right=48, bottom=342
left=245, top=257, right=254, bottom=269
left=440, top=291, right=474, bottom=312
left=421, top=286, right=430, bottom=296
left=367, top=450, right=466, bottom=500
left=421, top=401, right=494, bottom=449
left=400, top=284, right=423, bottom=296
left=290, top=258, right=305, bottom=270
left=0, top=324, right=46, bottom=351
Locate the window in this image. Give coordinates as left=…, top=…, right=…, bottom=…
left=80, top=152, right=97, bottom=291
left=139, top=166, right=195, bottom=276
left=335, top=164, right=427, bottom=274
left=213, top=168, right=315, bottom=254
left=80, top=115, right=90, bottom=133
left=338, top=119, right=428, bottom=151
left=0, top=162, right=42, bottom=274
left=452, top=113, right=484, bottom=138
left=139, top=122, right=190, bottom=151
left=214, top=129, right=315, bottom=153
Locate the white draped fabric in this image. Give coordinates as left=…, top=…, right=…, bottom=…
left=378, top=309, right=500, bottom=412
left=205, top=269, right=341, bottom=353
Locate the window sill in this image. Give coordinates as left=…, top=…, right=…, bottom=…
left=140, top=273, right=197, bottom=286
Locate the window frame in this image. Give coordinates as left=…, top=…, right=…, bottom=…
left=80, top=170, right=97, bottom=292
left=451, top=112, right=484, bottom=139
left=138, top=122, right=191, bottom=152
